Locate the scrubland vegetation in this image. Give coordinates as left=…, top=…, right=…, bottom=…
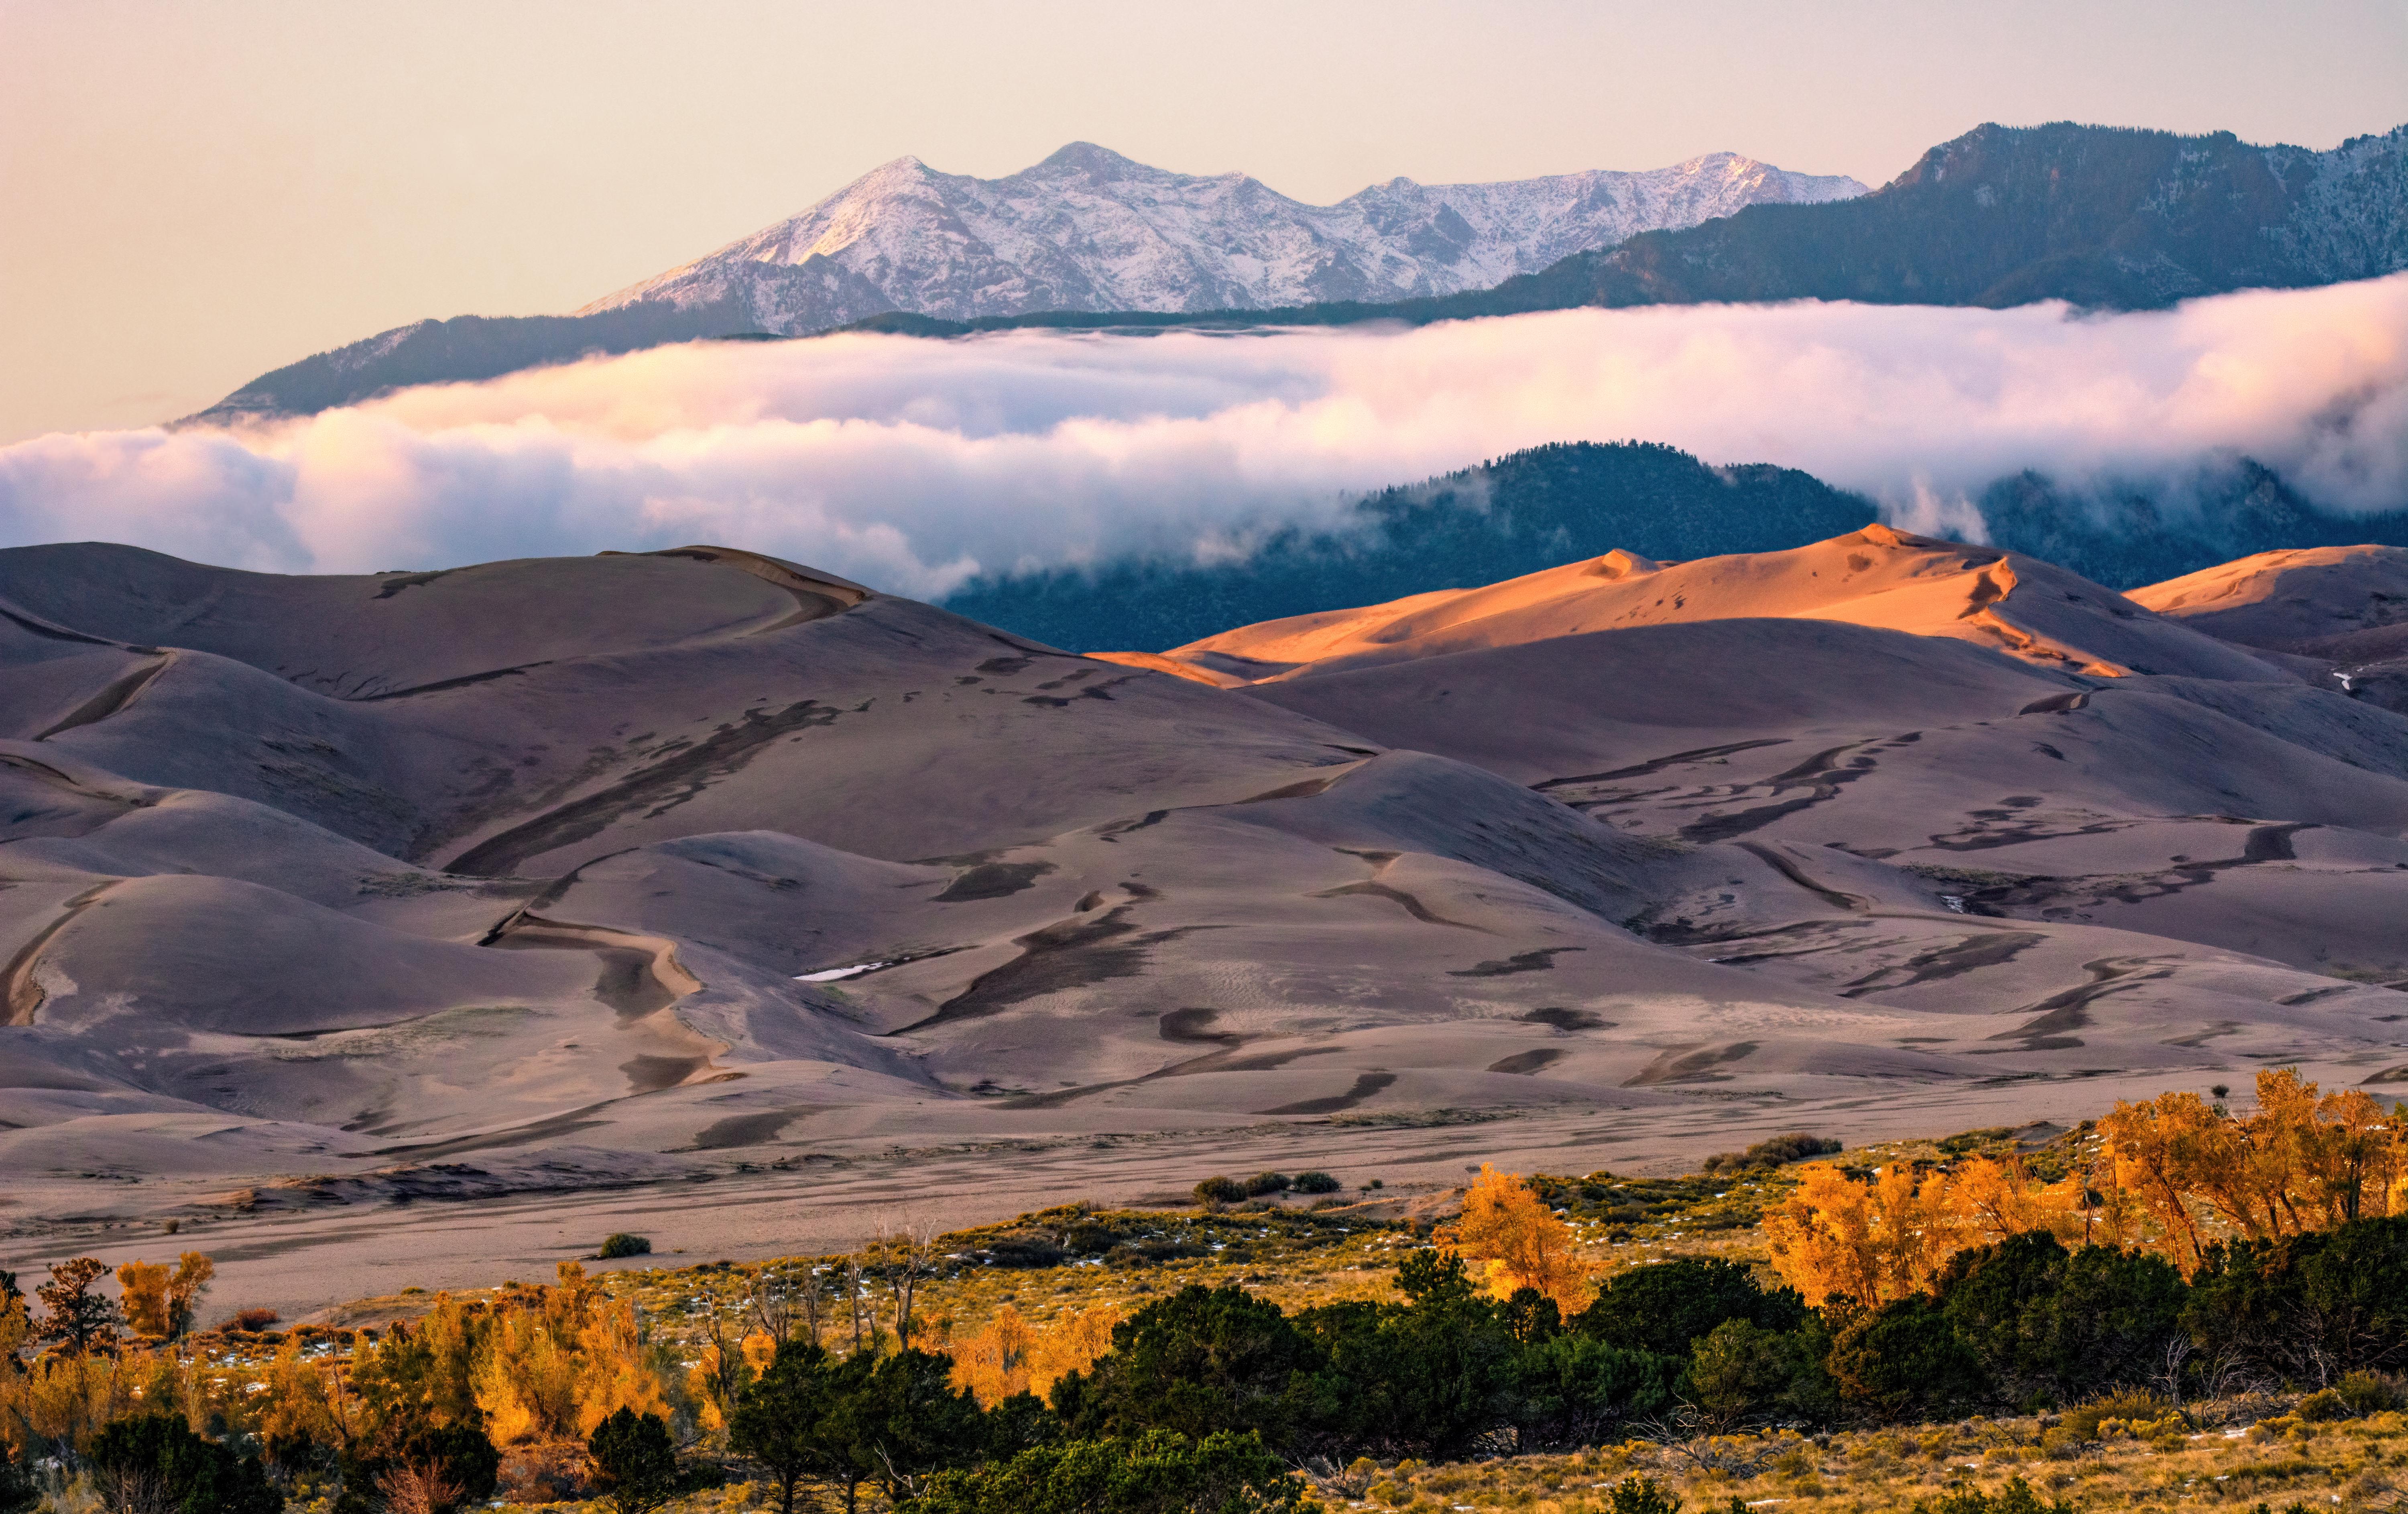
left=5, top=1071, right=2407, bottom=1513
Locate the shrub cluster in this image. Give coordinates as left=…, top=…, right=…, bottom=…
left=1702, top=1133, right=1843, bottom=1175
left=1192, top=1171, right=1308, bottom=1204
left=1826, top=1216, right=2408, bottom=1420
left=957, top=1205, right=1361, bottom=1270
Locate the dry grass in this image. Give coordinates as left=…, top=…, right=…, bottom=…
left=445, top=1410, right=2407, bottom=1514
left=1306, top=1408, right=2408, bottom=1514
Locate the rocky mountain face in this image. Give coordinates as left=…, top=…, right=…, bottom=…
left=692, top=121, right=2408, bottom=344
left=190, top=145, right=1861, bottom=421
left=1495, top=120, right=2408, bottom=312
left=580, top=141, right=1865, bottom=330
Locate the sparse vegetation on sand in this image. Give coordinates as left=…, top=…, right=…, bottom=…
left=4, top=1072, right=2407, bottom=1512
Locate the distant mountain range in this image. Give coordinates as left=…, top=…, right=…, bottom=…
left=190, top=145, right=1861, bottom=423
left=863, top=120, right=2408, bottom=337
left=582, top=142, right=1863, bottom=325
left=190, top=120, right=2408, bottom=425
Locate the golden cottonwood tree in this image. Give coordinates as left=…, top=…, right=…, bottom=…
left=116, top=1253, right=214, bottom=1341
left=1771, top=1071, right=2405, bottom=1304
left=1943, top=1156, right=2086, bottom=1247
left=949, top=1303, right=1123, bottom=1408
left=472, top=1261, right=672, bottom=1445
left=1764, top=1162, right=1955, bottom=1306
left=1437, top=1165, right=1593, bottom=1311
left=950, top=1305, right=1037, bottom=1406
left=2101, top=1069, right=2406, bottom=1270
left=255, top=1337, right=357, bottom=1457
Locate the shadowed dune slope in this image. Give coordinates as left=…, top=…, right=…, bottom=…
left=2, top=535, right=2405, bottom=1198
left=2130, top=545, right=2408, bottom=647
left=2133, top=545, right=2408, bottom=717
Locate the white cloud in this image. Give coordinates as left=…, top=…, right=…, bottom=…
left=6, top=276, right=2407, bottom=598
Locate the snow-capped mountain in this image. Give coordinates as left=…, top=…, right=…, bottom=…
left=579, top=142, right=1868, bottom=332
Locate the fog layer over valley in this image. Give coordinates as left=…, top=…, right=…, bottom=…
left=8, top=277, right=2408, bottom=605
left=5, top=521, right=2408, bottom=1307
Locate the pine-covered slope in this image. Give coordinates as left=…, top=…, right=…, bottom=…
left=1460, top=120, right=2408, bottom=313
left=942, top=442, right=2408, bottom=655
left=939, top=442, right=1877, bottom=652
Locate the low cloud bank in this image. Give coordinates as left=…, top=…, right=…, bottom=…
left=6, top=276, right=2406, bottom=597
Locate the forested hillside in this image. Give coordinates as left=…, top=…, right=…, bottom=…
left=943, top=442, right=1875, bottom=650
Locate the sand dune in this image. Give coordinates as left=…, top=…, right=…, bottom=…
left=4, top=533, right=2406, bottom=1309
left=2130, top=545, right=2408, bottom=646
left=1098, top=525, right=2293, bottom=686
left=2133, top=545, right=2408, bottom=716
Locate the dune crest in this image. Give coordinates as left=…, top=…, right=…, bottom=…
left=1098, top=523, right=2288, bottom=686
left=2130, top=545, right=2408, bottom=646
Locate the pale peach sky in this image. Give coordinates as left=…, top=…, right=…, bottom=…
left=4, top=0, right=2406, bottom=446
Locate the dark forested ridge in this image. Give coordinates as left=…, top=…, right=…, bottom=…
left=181, top=300, right=765, bottom=425
left=941, top=441, right=2408, bottom=653
left=1976, top=462, right=2408, bottom=591
left=1509, top=120, right=2408, bottom=313
left=940, top=442, right=1876, bottom=652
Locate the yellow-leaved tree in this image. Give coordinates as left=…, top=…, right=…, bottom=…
left=1436, top=1165, right=1592, bottom=1312
left=1942, top=1156, right=2087, bottom=1248
left=471, top=1262, right=671, bottom=1446
left=949, top=1303, right=1122, bottom=1408
left=116, top=1253, right=214, bottom=1341
left=255, top=1336, right=358, bottom=1461
left=1763, top=1162, right=1954, bottom=1306
left=2100, top=1069, right=2408, bottom=1271
left=950, top=1305, right=1037, bottom=1407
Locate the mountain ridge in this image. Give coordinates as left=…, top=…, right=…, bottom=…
left=185, top=120, right=2406, bottom=426
left=578, top=140, right=1865, bottom=327
left=936, top=441, right=2408, bottom=655
left=1532, top=119, right=2408, bottom=311
left=186, top=143, right=1863, bottom=423
left=846, top=120, right=2408, bottom=336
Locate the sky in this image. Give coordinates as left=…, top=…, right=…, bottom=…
left=5, top=0, right=2408, bottom=446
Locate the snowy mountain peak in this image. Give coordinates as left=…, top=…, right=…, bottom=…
left=1035, top=141, right=1147, bottom=174
left=580, top=143, right=1868, bottom=334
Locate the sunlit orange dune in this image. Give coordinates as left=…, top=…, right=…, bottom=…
left=2129, top=544, right=2408, bottom=648
left=1091, top=524, right=2294, bottom=686
left=1075, top=648, right=1250, bottom=688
